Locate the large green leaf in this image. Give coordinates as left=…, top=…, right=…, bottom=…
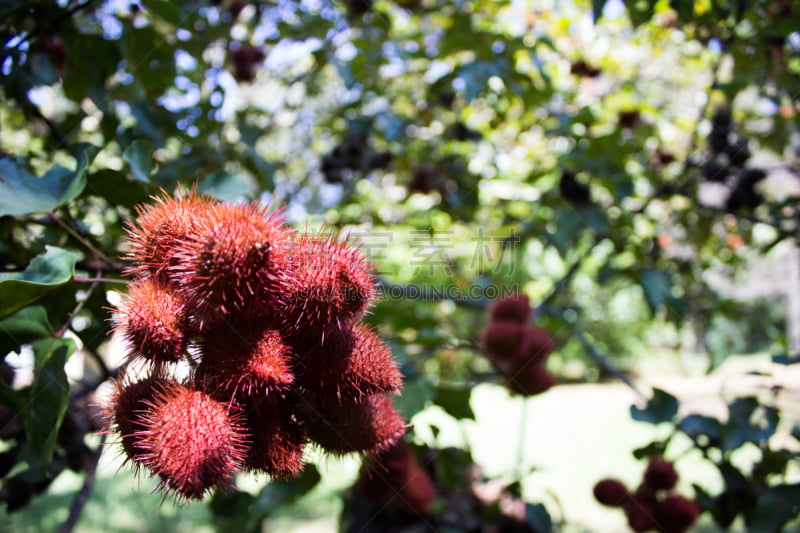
left=0, top=305, right=53, bottom=357
left=433, top=384, right=475, bottom=420
left=747, top=484, right=800, bottom=531
left=641, top=268, right=672, bottom=315
left=122, top=139, right=155, bottom=183
left=0, top=246, right=79, bottom=321
left=17, top=337, right=74, bottom=481
left=630, top=388, right=678, bottom=424
left=0, top=143, right=98, bottom=216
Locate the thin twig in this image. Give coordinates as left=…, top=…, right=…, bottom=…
left=72, top=276, right=129, bottom=285
left=56, top=277, right=99, bottom=338
left=572, top=326, right=647, bottom=400
left=48, top=211, right=117, bottom=268
left=58, top=433, right=106, bottom=533
left=516, top=398, right=529, bottom=482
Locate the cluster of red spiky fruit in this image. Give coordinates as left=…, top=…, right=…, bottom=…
left=479, top=294, right=556, bottom=396
left=593, top=457, right=700, bottom=533
left=104, top=190, right=405, bottom=500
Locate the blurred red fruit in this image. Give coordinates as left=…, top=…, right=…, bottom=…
left=655, top=495, right=700, bottom=533
left=357, top=440, right=435, bottom=515
left=593, top=478, right=629, bottom=507
left=643, top=457, right=679, bottom=491
left=480, top=321, right=526, bottom=362
left=488, top=294, right=532, bottom=324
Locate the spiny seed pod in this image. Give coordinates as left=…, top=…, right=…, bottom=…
left=504, top=360, right=556, bottom=397
left=643, top=457, right=679, bottom=491
left=138, top=383, right=248, bottom=500
left=243, top=398, right=306, bottom=479
left=197, top=324, right=294, bottom=402
left=169, top=201, right=291, bottom=324
left=487, top=294, right=532, bottom=324
left=521, top=326, right=556, bottom=364
left=623, top=495, right=658, bottom=533
left=105, top=375, right=175, bottom=466
left=303, top=394, right=406, bottom=455
left=299, top=323, right=402, bottom=401
left=282, top=232, right=376, bottom=333
left=357, top=440, right=436, bottom=515
left=113, top=279, right=191, bottom=366
left=655, top=495, right=700, bottom=533
left=480, top=321, right=526, bottom=362
left=593, top=478, right=629, bottom=507
left=124, top=190, right=215, bottom=278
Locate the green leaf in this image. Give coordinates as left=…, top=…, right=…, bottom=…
left=0, top=144, right=98, bottom=216
left=721, top=398, right=779, bottom=451
left=0, top=305, right=53, bottom=357
left=641, top=268, right=672, bottom=315
left=199, top=171, right=254, bottom=201
left=395, top=375, right=436, bottom=419
left=747, top=484, right=800, bottom=531
left=525, top=503, right=552, bottom=533
left=0, top=246, right=79, bottom=321
left=772, top=352, right=800, bottom=365
left=630, top=388, right=678, bottom=424
left=17, top=337, right=74, bottom=481
left=123, top=139, right=155, bottom=183
left=433, top=385, right=475, bottom=420
left=243, top=465, right=321, bottom=530
left=632, top=439, right=669, bottom=460
left=679, top=414, right=722, bottom=444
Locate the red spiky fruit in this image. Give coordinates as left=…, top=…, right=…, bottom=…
left=298, top=323, right=402, bottom=401
left=137, top=383, right=248, bottom=500
left=520, top=326, right=556, bottom=364
left=643, top=457, right=679, bottom=491
left=282, top=232, right=376, bottom=332
left=624, top=495, right=658, bottom=533
left=169, top=201, right=291, bottom=324
left=488, top=294, right=532, bottom=324
left=197, top=323, right=294, bottom=402
left=480, top=321, right=526, bottom=363
left=303, top=394, right=406, bottom=455
left=106, top=375, right=174, bottom=466
left=113, top=279, right=191, bottom=366
left=357, top=440, right=435, bottom=515
left=243, top=398, right=306, bottom=479
left=124, top=190, right=215, bottom=278
left=504, top=360, right=556, bottom=396
left=654, top=495, right=700, bottom=533
left=593, top=478, right=629, bottom=507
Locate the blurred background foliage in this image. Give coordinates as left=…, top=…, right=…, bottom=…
left=1, top=0, right=799, bottom=531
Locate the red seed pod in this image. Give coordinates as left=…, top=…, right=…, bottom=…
left=105, top=374, right=175, bottom=466
left=137, top=383, right=248, bottom=500
left=654, top=495, right=700, bottom=533
left=282, top=232, right=376, bottom=333
left=357, top=440, right=435, bottom=515
left=303, top=394, right=406, bottom=455
left=169, top=201, right=291, bottom=324
left=113, top=278, right=191, bottom=366
left=124, top=190, right=215, bottom=279
left=504, top=360, right=556, bottom=397
left=197, top=323, right=294, bottom=402
left=488, top=294, right=532, bottom=324
left=623, top=494, right=658, bottom=533
left=243, top=397, right=306, bottom=479
left=298, top=322, right=402, bottom=401
left=593, top=478, right=629, bottom=507
left=480, top=321, right=526, bottom=363
left=520, top=326, right=556, bottom=364
left=643, top=457, right=679, bottom=491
